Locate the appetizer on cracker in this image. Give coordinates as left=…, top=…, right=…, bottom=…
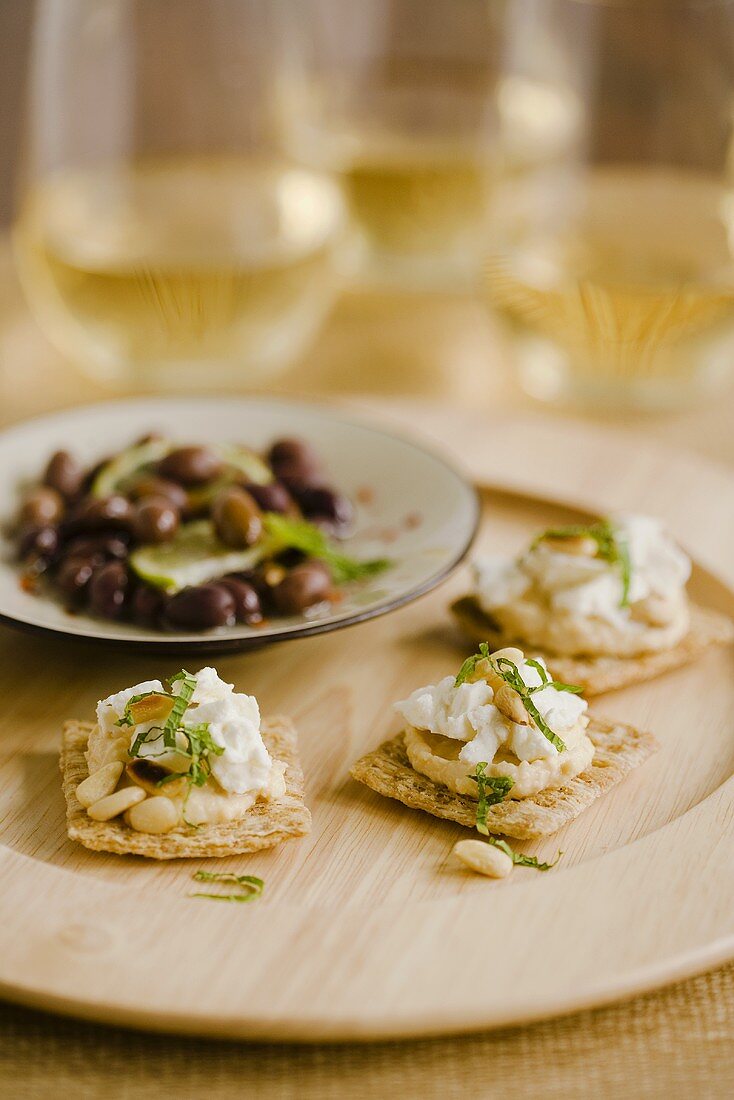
left=60, top=667, right=310, bottom=858
left=452, top=515, right=733, bottom=694
left=351, top=644, right=658, bottom=841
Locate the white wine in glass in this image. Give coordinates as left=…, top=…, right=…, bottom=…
left=483, top=0, right=734, bottom=409
left=14, top=1, right=346, bottom=390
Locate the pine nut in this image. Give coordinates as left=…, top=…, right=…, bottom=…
left=87, top=786, right=146, bottom=821
left=454, top=839, right=513, bottom=878
left=543, top=534, right=597, bottom=557
left=75, top=761, right=124, bottom=808
left=490, top=646, right=524, bottom=665
left=125, top=796, right=179, bottom=834
left=494, top=682, right=531, bottom=725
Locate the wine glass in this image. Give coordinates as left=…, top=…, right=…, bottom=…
left=13, top=0, right=347, bottom=391
left=483, top=0, right=734, bottom=410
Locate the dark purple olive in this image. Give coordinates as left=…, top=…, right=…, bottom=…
left=62, top=533, right=129, bottom=561
left=267, top=438, right=321, bottom=481
left=68, top=495, right=134, bottom=533
left=128, top=475, right=188, bottom=513
left=290, top=485, right=354, bottom=532
left=272, top=561, right=331, bottom=614
left=132, top=496, right=180, bottom=545
left=218, top=577, right=262, bottom=624
left=19, top=486, right=65, bottom=527
left=165, top=585, right=236, bottom=630
left=56, top=556, right=96, bottom=601
left=243, top=481, right=294, bottom=515
left=43, top=450, right=84, bottom=500
left=131, top=585, right=167, bottom=627
left=157, top=446, right=223, bottom=486
left=212, top=487, right=262, bottom=548
left=18, top=524, right=59, bottom=562
left=88, top=561, right=129, bottom=619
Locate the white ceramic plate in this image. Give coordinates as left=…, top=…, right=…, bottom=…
left=0, top=397, right=479, bottom=652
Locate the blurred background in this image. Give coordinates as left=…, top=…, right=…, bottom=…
left=1, top=0, right=734, bottom=461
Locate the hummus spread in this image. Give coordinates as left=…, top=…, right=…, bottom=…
left=395, top=651, right=593, bottom=799
left=474, top=515, right=690, bottom=657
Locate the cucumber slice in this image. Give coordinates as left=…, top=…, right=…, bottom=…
left=91, top=439, right=171, bottom=498
left=130, top=520, right=269, bottom=593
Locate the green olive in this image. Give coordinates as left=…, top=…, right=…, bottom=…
left=212, top=487, right=263, bottom=548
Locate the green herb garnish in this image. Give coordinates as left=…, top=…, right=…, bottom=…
left=262, top=513, right=390, bottom=584
left=456, top=648, right=580, bottom=753
left=162, top=669, right=197, bottom=747
left=470, top=762, right=514, bottom=834
left=190, top=870, right=265, bottom=903
left=532, top=518, right=631, bottom=607
left=485, top=836, right=562, bottom=872
left=455, top=642, right=491, bottom=687
left=116, top=691, right=165, bottom=728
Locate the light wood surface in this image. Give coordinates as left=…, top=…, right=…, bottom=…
left=0, top=413, right=732, bottom=1040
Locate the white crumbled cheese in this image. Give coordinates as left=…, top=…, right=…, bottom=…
left=94, top=667, right=283, bottom=799
left=475, top=514, right=690, bottom=625
left=394, top=656, right=587, bottom=766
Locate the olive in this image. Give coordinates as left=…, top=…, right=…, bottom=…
left=56, top=555, right=96, bottom=601
left=88, top=560, right=129, bottom=619
left=128, top=475, right=188, bottom=513
left=19, top=486, right=65, bottom=528
left=131, top=585, right=167, bottom=627
left=68, top=495, right=134, bottom=533
left=243, top=481, right=294, bottom=515
left=43, top=450, right=84, bottom=500
left=132, top=496, right=180, bottom=545
left=272, top=560, right=331, bottom=614
left=218, top=577, right=263, bottom=624
left=212, top=486, right=262, bottom=548
left=18, top=524, right=59, bottom=562
left=157, top=446, right=223, bottom=486
left=62, top=533, right=129, bottom=561
left=165, top=585, right=236, bottom=630
left=268, top=438, right=321, bottom=480
left=289, top=485, right=354, bottom=532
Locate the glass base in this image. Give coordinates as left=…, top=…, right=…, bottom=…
left=513, top=336, right=733, bottom=414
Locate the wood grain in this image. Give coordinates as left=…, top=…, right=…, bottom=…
left=0, top=410, right=732, bottom=1039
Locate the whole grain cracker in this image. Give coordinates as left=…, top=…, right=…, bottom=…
left=451, top=595, right=734, bottom=696
left=60, top=717, right=311, bottom=859
left=350, top=716, right=658, bottom=840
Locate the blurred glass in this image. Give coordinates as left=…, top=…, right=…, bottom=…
left=484, top=0, right=734, bottom=410
left=13, top=0, right=347, bottom=391
left=283, top=0, right=579, bottom=290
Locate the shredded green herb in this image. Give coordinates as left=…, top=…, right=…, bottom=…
left=456, top=648, right=580, bottom=753
left=190, top=870, right=265, bottom=903
left=262, top=513, right=391, bottom=584
left=532, top=518, right=632, bottom=607
left=455, top=642, right=491, bottom=687
left=486, top=836, right=562, bottom=872
left=116, top=690, right=167, bottom=729
left=470, top=762, right=514, bottom=834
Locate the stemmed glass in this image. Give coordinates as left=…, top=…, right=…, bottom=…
left=13, top=0, right=347, bottom=391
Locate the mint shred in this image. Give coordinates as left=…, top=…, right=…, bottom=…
left=455, top=642, right=491, bottom=687
left=162, top=669, right=197, bottom=748
left=470, top=762, right=514, bottom=834
left=190, top=870, right=264, bottom=903
left=486, top=836, right=562, bottom=872
left=262, top=513, right=390, bottom=585
left=116, top=691, right=166, bottom=728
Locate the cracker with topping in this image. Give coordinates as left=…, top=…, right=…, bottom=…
left=60, top=717, right=311, bottom=859
left=452, top=595, right=734, bottom=696
left=350, top=716, right=658, bottom=840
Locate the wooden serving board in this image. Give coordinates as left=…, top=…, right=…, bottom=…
left=0, top=407, right=733, bottom=1041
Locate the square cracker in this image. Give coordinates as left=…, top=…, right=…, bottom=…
left=451, top=595, right=734, bottom=696
left=60, top=717, right=311, bottom=859
left=350, top=717, right=658, bottom=840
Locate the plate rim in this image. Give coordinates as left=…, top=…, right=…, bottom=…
left=0, top=394, right=481, bottom=651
